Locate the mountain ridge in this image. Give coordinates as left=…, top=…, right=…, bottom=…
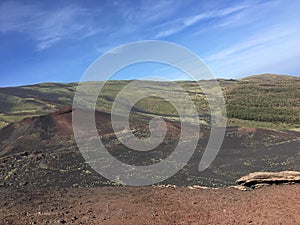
left=1, top=74, right=299, bottom=130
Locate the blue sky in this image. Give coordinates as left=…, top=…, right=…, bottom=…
left=0, top=0, right=300, bottom=86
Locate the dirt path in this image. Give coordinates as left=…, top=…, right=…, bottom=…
left=1, top=184, right=299, bottom=224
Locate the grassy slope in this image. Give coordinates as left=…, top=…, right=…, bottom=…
left=225, top=74, right=300, bottom=130
left=0, top=74, right=299, bottom=130
left=0, top=82, right=77, bottom=127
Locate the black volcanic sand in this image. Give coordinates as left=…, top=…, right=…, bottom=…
left=0, top=108, right=300, bottom=189
left=0, top=184, right=300, bottom=224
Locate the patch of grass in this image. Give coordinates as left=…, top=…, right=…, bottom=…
left=4, top=168, right=17, bottom=180
left=0, top=74, right=299, bottom=130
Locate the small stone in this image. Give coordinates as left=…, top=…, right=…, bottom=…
left=71, top=216, right=78, bottom=221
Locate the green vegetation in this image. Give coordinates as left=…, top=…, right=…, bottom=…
left=4, top=168, right=17, bottom=180
left=0, top=74, right=299, bottom=130
left=0, top=82, right=77, bottom=127
left=225, top=74, right=300, bottom=129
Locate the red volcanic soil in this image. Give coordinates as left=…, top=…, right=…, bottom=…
left=1, top=184, right=300, bottom=225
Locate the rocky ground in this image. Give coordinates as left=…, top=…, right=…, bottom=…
left=0, top=75, right=299, bottom=224
left=0, top=184, right=300, bottom=225
left=1, top=107, right=300, bottom=189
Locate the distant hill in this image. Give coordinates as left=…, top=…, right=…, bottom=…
left=0, top=74, right=299, bottom=130
left=0, top=82, right=77, bottom=127
left=224, top=74, right=300, bottom=129
left=240, top=73, right=298, bottom=82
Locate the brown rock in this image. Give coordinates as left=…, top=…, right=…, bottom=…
left=236, top=171, right=300, bottom=188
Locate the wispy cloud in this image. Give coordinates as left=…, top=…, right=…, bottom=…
left=0, top=1, right=37, bottom=33
left=212, top=0, right=283, bottom=29
left=154, top=4, right=249, bottom=38
left=121, top=0, right=175, bottom=24
left=1, top=0, right=300, bottom=86
left=0, top=1, right=97, bottom=50
left=205, top=28, right=295, bottom=62
left=205, top=23, right=300, bottom=77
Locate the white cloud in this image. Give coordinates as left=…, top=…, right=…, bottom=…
left=205, top=24, right=300, bottom=77
left=154, top=4, right=249, bottom=38
left=206, top=32, right=292, bottom=62
left=0, top=1, right=97, bottom=50
left=37, top=37, right=61, bottom=51
left=122, top=0, right=176, bottom=24
left=154, top=26, right=185, bottom=39
left=0, top=1, right=38, bottom=32
left=183, top=13, right=209, bottom=27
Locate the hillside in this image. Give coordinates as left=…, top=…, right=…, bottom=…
left=0, top=82, right=77, bottom=127
left=0, top=107, right=299, bottom=189
left=225, top=74, right=300, bottom=129
left=240, top=73, right=297, bottom=82
left=0, top=74, right=299, bottom=130
left=0, top=74, right=300, bottom=224
left=0, top=74, right=299, bottom=188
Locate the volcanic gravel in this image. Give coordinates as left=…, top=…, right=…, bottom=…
left=0, top=184, right=299, bottom=224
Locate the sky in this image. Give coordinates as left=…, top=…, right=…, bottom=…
left=0, top=0, right=300, bottom=86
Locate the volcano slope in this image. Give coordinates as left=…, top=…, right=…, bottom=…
left=0, top=107, right=299, bottom=189
left=0, top=107, right=300, bottom=224
left=0, top=74, right=300, bottom=224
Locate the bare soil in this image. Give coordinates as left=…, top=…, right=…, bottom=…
left=1, top=184, right=299, bottom=225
